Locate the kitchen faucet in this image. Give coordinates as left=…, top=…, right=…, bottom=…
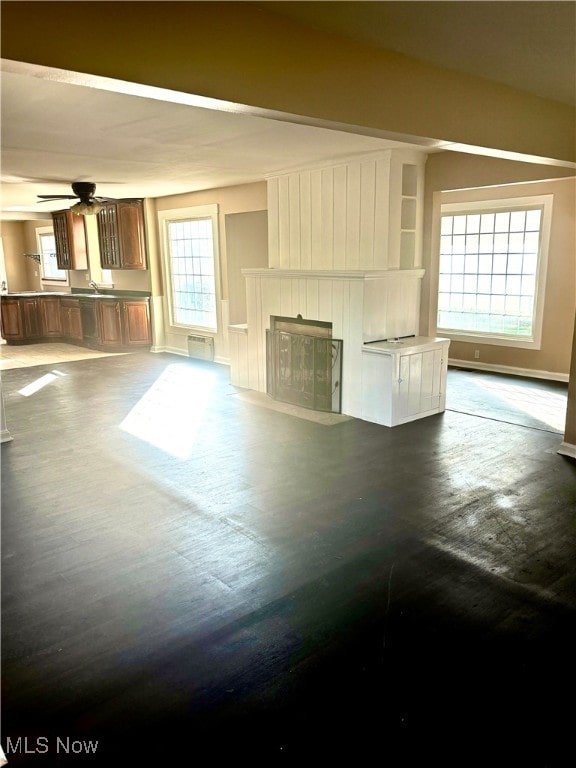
left=88, top=280, right=99, bottom=293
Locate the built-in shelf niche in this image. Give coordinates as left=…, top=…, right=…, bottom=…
left=400, top=163, right=420, bottom=269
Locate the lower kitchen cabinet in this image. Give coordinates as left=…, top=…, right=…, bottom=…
left=97, top=299, right=151, bottom=349
left=122, top=300, right=152, bottom=346
left=40, top=297, right=63, bottom=337
left=98, top=301, right=123, bottom=346
left=0, top=298, right=25, bottom=341
left=21, top=298, right=41, bottom=339
left=60, top=299, right=83, bottom=341
left=1, top=294, right=151, bottom=351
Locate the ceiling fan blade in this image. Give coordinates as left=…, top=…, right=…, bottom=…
left=37, top=194, right=78, bottom=200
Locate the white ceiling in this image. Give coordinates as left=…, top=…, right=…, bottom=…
left=1, top=1, right=574, bottom=221
left=0, top=62, right=435, bottom=220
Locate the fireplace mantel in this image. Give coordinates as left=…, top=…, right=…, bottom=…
left=242, top=268, right=425, bottom=281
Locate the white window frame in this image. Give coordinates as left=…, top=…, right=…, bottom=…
left=158, top=204, right=220, bottom=334
left=435, top=194, right=553, bottom=350
left=36, top=225, right=69, bottom=285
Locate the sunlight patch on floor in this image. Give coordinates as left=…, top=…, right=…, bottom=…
left=475, top=378, right=567, bottom=432
left=18, top=370, right=67, bottom=397
left=119, top=363, right=216, bottom=459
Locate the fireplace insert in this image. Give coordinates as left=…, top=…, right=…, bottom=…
left=266, top=315, right=342, bottom=413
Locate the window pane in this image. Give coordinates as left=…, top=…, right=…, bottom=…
left=39, top=233, right=66, bottom=280
left=167, top=217, right=217, bottom=329
left=437, top=205, right=543, bottom=340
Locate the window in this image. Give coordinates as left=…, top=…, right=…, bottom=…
left=160, top=205, right=219, bottom=331
left=437, top=195, right=552, bottom=348
left=37, top=229, right=66, bottom=281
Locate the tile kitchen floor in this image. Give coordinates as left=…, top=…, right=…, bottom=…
left=0, top=341, right=128, bottom=370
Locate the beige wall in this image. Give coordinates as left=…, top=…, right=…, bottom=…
left=152, top=181, right=267, bottom=357
left=2, top=2, right=574, bottom=164
left=225, top=210, right=268, bottom=325
left=1, top=220, right=40, bottom=291
left=421, top=155, right=576, bottom=376
left=155, top=181, right=267, bottom=301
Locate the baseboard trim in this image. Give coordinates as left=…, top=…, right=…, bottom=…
left=557, top=442, right=576, bottom=459
left=152, top=345, right=229, bottom=366
left=448, top=358, right=569, bottom=383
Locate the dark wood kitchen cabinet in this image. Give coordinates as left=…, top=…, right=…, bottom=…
left=51, top=210, right=88, bottom=270
left=96, top=201, right=146, bottom=270
left=21, top=298, right=41, bottom=339
left=2, top=294, right=151, bottom=350
left=40, top=296, right=62, bottom=337
left=0, top=297, right=41, bottom=341
left=60, top=298, right=83, bottom=341
left=96, top=298, right=151, bottom=349
left=97, top=300, right=123, bottom=346
left=122, top=300, right=152, bottom=346
left=0, top=298, right=25, bottom=341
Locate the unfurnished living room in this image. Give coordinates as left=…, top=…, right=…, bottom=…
left=1, top=2, right=575, bottom=765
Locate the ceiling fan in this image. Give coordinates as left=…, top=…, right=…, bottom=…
left=37, top=181, right=138, bottom=215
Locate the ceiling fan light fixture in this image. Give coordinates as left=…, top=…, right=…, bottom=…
left=71, top=200, right=103, bottom=216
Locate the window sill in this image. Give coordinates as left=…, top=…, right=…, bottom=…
left=437, top=329, right=541, bottom=350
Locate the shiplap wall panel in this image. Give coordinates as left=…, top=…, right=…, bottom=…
left=278, top=176, right=290, bottom=269
left=270, top=153, right=398, bottom=272
left=318, top=280, right=333, bottom=324
left=246, top=276, right=260, bottom=390
left=331, top=280, right=344, bottom=339
left=300, top=172, right=312, bottom=270
left=267, top=177, right=279, bottom=268
left=346, top=162, right=361, bottom=270
left=307, top=279, right=319, bottom=320
left=289, top=174, right=301, bottom=269
left=280, top=278, right=292, bottom=317
left=374, top=157, right=391, bottom=269
left=268, top=150, right=425, bottom=272
left=310, top=170, right=323, bottom=267
left=360, top=161, right=376, bottom=269
left=333, top=165, right=347, bottom=270
left=320, top=168, right=334, bottom=270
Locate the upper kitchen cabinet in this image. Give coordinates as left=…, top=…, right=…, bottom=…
left=97, top=200, right=147, bottom=270
left=51, top=210, right=88, bottom=270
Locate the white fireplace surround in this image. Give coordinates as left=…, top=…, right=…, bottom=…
left=228, top=150, right=445, bottom=425
left=230, top=267, right=424, bottom=419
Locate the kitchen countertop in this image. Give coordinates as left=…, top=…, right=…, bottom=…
left=4, top=291, right=150, bottom=300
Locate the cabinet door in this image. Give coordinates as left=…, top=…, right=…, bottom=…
left=122, top=300, right=151, bottom=345
left=40, top=298, right=62, bottom=336
left=98, top=301, right=122, bottom=345
left=61, top=300, right=83, bottom=340
left=97, top=204, right=121, bottom=268
left=1, top=299, right=24, bottom=340
left=398, top=349, right=443, bottom=419
left=52, top=210, right=88, bottom=270
left=52, top=211, right=71, bottom=269
left=60, top=305, right=71, bottom=337
left=66, top=211, right=88, bottom=270
left=69, top=307, right=83, bottom=340
left=117, top=202, right=146, bottom=269
left=22, top=299, right=41, bottom=338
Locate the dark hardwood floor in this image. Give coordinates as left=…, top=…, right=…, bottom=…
left=2, top=353, right=575, bottom=765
